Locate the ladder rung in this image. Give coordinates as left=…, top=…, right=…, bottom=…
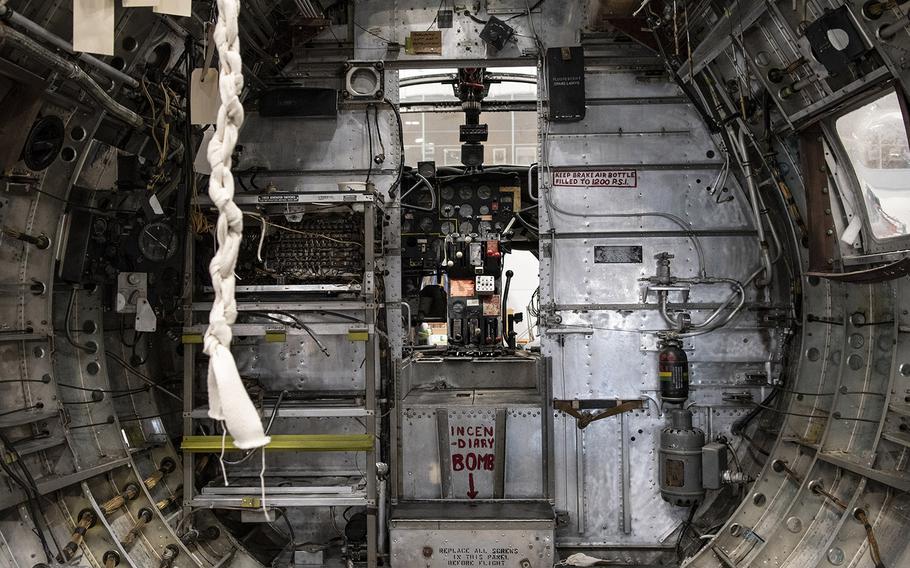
left=181, top=434, right=373, bottom=453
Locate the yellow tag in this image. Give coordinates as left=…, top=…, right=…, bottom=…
left=182, top=333, right=203, bottom=344
left=240, top=497, right=260, bottom=508
left=265, top=331, right=287, bottom=343
left=347, top=329, right=369, bottom=342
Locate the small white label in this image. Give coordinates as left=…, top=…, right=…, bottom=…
left=148, top=194, right=164, bottom=216
left=553, top=169, right=638, bottom=188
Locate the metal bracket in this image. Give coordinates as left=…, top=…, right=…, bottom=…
left=553, top=399, right=643, bottom=429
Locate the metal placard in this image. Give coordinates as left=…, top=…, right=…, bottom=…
left=594, top=245, right=643, bottom=264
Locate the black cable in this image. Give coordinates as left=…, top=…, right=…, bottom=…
left=104, top=352, right=183, bottom=402
left=504, top=0, right=545, bottom=21
left=0, top=403, right=43, bottom=418
left=64, top=289, right=93, bottom=353
left=353, top=22, right=394, bottom=44
left=68, top=416, right=115, bottom=429
left=244, top=311, right=330, bottom=357
left=0, top=430, right=61, bottom=562
left=383, top=98, right=405, bottom=198
left=676, top=502, right=698, bottom=562
left=426, top=0, right=447, bottom=30
left=464, top=10, right=488, bottom=24
left=316, top=310, right=366, bottom=324
left=372, top=105, right=386, bottom=162
left=365, top=105, right=374, bottom=184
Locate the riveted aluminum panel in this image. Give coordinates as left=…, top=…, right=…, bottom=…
left=390, top=502, right=555, bottom=568
left=540, top=50, right=790, bottom=548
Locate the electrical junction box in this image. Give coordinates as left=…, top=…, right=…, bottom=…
left=390, top=502, right=555, bottom=568
left=702, top=442, right=727, bottom=490
left=475, top=275, right=495, bottom=295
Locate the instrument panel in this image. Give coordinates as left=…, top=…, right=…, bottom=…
left=402, top=177, right=520, bottom=239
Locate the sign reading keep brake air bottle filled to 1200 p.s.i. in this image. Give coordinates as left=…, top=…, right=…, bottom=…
left=552, top=169, right=638, bottom=188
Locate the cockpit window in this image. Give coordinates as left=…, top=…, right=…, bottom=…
left=398, top=67, right=537, bottom=166
left=835, top=89, right=910, bottom=239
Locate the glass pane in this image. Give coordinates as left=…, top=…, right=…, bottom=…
left=835, top=90, right=910, bottom=239
left=399, top=68, right=538, bottom=166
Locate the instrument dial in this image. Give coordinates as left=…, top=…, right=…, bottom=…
left=138, top=221, right=178, bottom=262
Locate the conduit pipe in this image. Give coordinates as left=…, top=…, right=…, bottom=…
left=0, top=24, right=144, bottom=129
left=0, top=5, right=138, bottom=89
left=736, top=129, right=773, bottom=287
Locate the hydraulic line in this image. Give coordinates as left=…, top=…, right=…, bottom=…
left=543, top=187, right=707, bottom=277
left=735, top=129, right=773, bottom=286
left=0, top=5, right=138, bottom=88
left=0, top=24, right=143, bottom=128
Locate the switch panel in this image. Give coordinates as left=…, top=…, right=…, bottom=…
left=475, top=275, right=495, bottom=295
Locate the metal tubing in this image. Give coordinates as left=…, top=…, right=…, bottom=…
left=736, top=129, right=773, bottom=286
left=0, top=6, right=138, bottom=88
left=0, top=24, right=144, bottom=128
left=878, top=11, right=910, bottom=40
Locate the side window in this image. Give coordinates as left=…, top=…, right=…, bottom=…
left=834, top=89, right=910, bottom=241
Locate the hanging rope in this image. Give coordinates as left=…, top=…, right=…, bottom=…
left=203, top=0, right=270, bottom=452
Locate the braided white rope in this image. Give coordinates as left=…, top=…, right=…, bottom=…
left=204, top=0, right=270, bottom=452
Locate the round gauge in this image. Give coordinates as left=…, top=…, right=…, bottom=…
left=458, top=185, right=474, bottom=200
left=419, top=216, right=435, bottom=232
left=440, top=186, right=455, bottom=200
left=477, top=185, right=493, bottom=200
left=450, top=300, right=466, bottom=316
left=459, top=221, right=474, bottom=234
left=441, top=221, right=455, bottom=235
left=441, top=204, right=455, bottom=217
left=459, top=203, right=474, bottom=218
left=138, top=221, right=178, bottom=262
left=479, top=205, right=490, bottom=215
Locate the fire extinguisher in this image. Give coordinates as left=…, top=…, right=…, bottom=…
left=658, top=338, right=689, bottom=403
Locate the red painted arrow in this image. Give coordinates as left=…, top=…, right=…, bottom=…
left=467, top=473, right=478, bottom=499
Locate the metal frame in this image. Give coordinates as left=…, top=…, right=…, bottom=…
left=181, top=192, right=382, bottom=567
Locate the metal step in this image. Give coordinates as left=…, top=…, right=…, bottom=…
left=188, top=405, right=373, bottom=419
left=195, top=478, right=369, bottom=508
left=181, top=434, right=374, bottom=453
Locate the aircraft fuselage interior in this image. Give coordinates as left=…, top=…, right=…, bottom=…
left=0, top=1, right=909, bottom=567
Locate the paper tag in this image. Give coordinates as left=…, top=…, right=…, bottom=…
left=73, top=0, right=114, bottom=56
left=194, top=128, right=215, bottom=175
left=122, top=0, right=160, bottom=6
left=153, top=0, right=191, bottom=17
left=190, top=68, right=221, bottom=125
left=148, top=194, right=164, bottom=216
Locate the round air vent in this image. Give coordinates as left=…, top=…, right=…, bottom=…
left=22, top=115, right=65, bottom=171
left=344, top=62, right=384, bottom=101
